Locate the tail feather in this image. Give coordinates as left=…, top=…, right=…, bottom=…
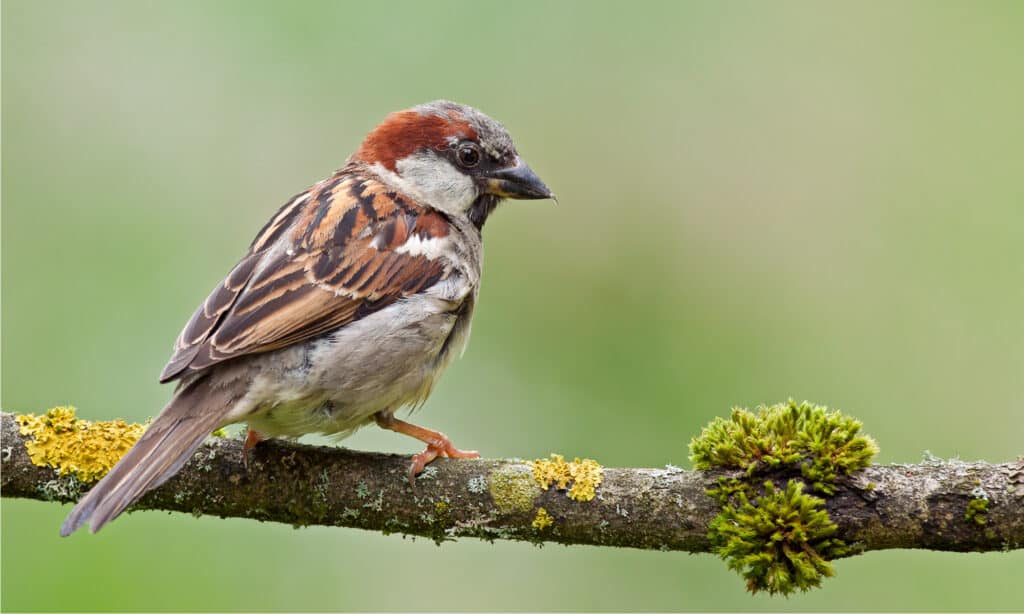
left=61, top=376, right=234, bottom=536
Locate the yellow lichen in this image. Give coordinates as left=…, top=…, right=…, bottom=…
left=16, top=406, right=146, bottom=483
left=532, top=507, right=553, bottom=530
left=488, top=465, right=542, bottom=513
left=530, top=453, right=603, bottom=502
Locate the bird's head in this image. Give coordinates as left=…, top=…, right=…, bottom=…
left=353, top=100, right=553, bottom=228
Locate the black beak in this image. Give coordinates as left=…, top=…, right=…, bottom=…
left=483, top=157, right=554, bottom=200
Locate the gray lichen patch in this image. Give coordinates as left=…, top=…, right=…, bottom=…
left=37, top=475, right=83, bottom=502
left=355, top=481, right=370, bottom=499
left=467, top=475, right=488, bottom=494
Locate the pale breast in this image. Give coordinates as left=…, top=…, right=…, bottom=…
left=230, top=271, right=477, bottom=439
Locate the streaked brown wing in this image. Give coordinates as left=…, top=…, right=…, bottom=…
left=159, top=172, right=452, bottom=383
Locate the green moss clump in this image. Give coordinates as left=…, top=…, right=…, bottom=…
left=711, top=480, right=850, bottom=595
left=692, top=400, right=878, bottom=596
left=690, top=399, right=878, bottom=495
left=965, top=497, right=990, bottom=526
left=707, top=477, right=749, bottom=505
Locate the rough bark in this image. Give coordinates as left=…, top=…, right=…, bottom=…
left=2, top=412, right=1021, bottom=553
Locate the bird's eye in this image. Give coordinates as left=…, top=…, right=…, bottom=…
left=456, top=143, right=481, bottom=168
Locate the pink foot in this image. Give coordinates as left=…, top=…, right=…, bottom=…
left=407, top=435, right=480, bottom=484
left=242, top=428, right=265, bottom=471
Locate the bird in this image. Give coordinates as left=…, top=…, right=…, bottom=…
left=61, top=100, right=553, bottom=536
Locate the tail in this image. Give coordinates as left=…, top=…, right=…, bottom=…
left=61, top=375, right=235, bottom=536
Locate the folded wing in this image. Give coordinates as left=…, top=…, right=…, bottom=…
left=160, top=172, right=453, bottom=383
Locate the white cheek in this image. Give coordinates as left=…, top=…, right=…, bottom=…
left=372, top=154, right=478, bottom=215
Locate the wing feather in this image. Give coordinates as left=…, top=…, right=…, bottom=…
left=159, top=171, right=452, bottom=383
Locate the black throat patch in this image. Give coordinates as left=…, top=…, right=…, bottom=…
left=468, top=194, right=501, bottom=230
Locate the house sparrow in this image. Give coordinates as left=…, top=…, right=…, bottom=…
left=61, top=100, right=553, bottom=536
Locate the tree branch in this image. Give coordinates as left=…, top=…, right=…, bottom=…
left=2, top=412, right=1022, bottom=553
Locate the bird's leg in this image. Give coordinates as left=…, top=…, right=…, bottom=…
left=374, top=413, right=480, bottom=485
left=242, top=428, right=265, bottom=471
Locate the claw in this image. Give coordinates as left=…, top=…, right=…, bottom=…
left=406, top=437, right=480, bottom=485
left=408, top=446, right=440, bottom=484
left=373, top=413, right=480, bottom=485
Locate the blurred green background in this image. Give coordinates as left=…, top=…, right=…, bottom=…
left=3, top=0, right=1023, bottom=610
